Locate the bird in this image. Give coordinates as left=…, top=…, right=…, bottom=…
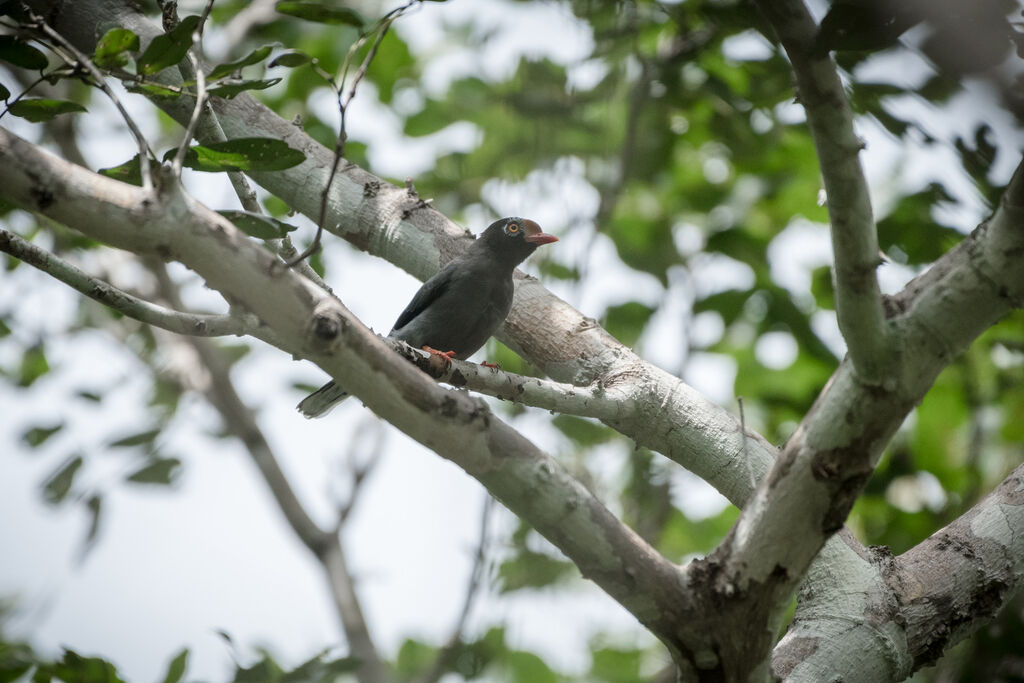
left=297, top=216, right=558, bottom=418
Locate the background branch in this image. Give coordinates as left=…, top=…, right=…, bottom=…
left=146, top=260, right=393, bottom=683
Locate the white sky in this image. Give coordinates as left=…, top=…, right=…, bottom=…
left=1, top=0, right=1020, bottom=680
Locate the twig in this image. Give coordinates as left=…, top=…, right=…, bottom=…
left=146, top=261, right=392, bottom=683
left=171, top=0, right=216, bottom=178
left=31, top=15, right=156, bottom=191
left=0, top=228, right=253, bottom=337
left=221, top=0, right=277, bottom=54
left=170, top=31, right=333, bottom=292
left=334, top=416, right=385, bottom=529
left=414, top=495, right=493, bottom=683
left=383, top=337, right=633, bottom=422
left=286, top=1, right=418, bottom=268
left=0, top=69, right=66, bottom=121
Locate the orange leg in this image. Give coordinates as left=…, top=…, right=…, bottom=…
left=480, top=361, right=500, bottom=371
left=422, top=346, right=456, bottom=368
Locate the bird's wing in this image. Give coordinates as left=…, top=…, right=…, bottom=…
left=390, top=261, right=458, bottom=333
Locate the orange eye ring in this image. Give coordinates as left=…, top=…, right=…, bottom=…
left=507, top=223, right=520, bottom=233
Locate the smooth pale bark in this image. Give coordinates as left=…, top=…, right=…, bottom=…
left=9, top=2, right=1024, bottom=678
left=0, top=127, right=697, bottom=662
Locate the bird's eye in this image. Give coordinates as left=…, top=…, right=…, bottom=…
left=507, top=223, right=520, bottom=233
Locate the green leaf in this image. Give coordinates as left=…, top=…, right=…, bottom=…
left=93, top=28, right=140, bottom=69
left=217, top=210, right=298, bottom=240
left=22, top=422, right=64, bottom=448
left=42, top=456, right=84, bottom=505
left=161, top=649, right=189, bottom=683
left=208, top=45, right=274, bottom=80
left=503, top=650, right=557, bottom=683
left=602, top=301, right=655, bottom=348
left=0, top=35, right=48, bottom=70
left=98, top=155, right=162, bottom=187
left=137, top=14, right=201, bottom=76
left=44, top=648, right=125, bottom=683
left=275, top=1, right=365, bottom=27
left=0, top=81, right=10, bottom=101
left=207, top=77, right=282, bottom=99
left=498, top=550, right=575, bottom=592
left=126, top=457, right=181, bottom=485
left=552, top=415, right=615, bottom=447
left=108, top=427, right=161, bottom=449
left=18, top=345, right=49, bottom=387
left=166, top=138, right=306, bottom=172
left=268, top=51, right=312, bottom=68
left=84, top=494, right=103, bottom=548
left=7, top=98, right=87, bottom=123
left=590, top=646, right=642, bottom=682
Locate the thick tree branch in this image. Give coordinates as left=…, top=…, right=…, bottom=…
left=16, top=5, right=1024, bottom=675
left=775, top=462, right=1024, bottom=681
left=754, top=0, right=891, bottom=383
left=0, top=228, right=254, bottom=337
left=891, top=463, right=1024, bottom=669
left=26, top=0, right=782, bottom=512
left=0, top=127, right=694, bottom=661
left=680, top=158, right=1024, bottom=679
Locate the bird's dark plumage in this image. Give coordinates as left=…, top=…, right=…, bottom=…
left=297, top=217, right=557, bottom=418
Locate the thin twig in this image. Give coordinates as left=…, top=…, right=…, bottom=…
left=171, top=0, right=216, bottom=178
left=286, top=1, right=418, bottom=268
left=0, top=69, right=67, bottom=120
left=335, top=416, right=386, bottom=529
left=31, top=15, right=156, bottom=191
left=414, top=496, right=493, bottom=683
left=0, top=228, right=253, bottom=337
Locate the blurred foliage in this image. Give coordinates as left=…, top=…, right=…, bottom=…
left=1, top=0, right=1023, bottom=680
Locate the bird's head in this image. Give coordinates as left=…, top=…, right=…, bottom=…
left=476, top=216, right=558, bottom=267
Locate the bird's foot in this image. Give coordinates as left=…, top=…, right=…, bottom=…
left=481, top=361, right=500, bottom=372
left=422, top=346, right=456, bottom=370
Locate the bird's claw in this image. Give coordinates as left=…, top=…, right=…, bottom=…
left=422, top=346, right=456, bottom=370
left=481, top=361, right=500, bottom=372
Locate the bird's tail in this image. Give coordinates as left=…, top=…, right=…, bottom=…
left=296, top=380, right=350, bottom=418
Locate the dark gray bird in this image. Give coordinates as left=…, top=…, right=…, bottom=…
left=297, top=217, right=557, bottom=418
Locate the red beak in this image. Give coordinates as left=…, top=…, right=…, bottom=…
left=522, top=219, right=558, bottom=245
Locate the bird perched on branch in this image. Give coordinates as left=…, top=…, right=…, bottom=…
left=297, top=217, right=558, bottom=418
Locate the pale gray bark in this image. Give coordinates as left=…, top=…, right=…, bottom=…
left=7, top=1, right=1024, bottom=679
left=0, top=126, right=694, bottom=662
left=754, top=0, right=890, bottom=384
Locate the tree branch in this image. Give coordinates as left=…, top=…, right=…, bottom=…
left=0, top=228, right=254, bottom=337
left=678, top=157, right=1024, bottom=678
left=15, top=6, right=1024, bottom=675
left=0, top=126, right=693, bottom=661
left=774, top=461, right=1024, bottom=681
left=754, top=0, right=891, bottom=383
left=170, top=0, right=215, bottom=178
left=31, top=14, right=155, bottom=191
left=145, top=262, right=392, bottom=683
left=414, top=496, right=492, bottom=683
